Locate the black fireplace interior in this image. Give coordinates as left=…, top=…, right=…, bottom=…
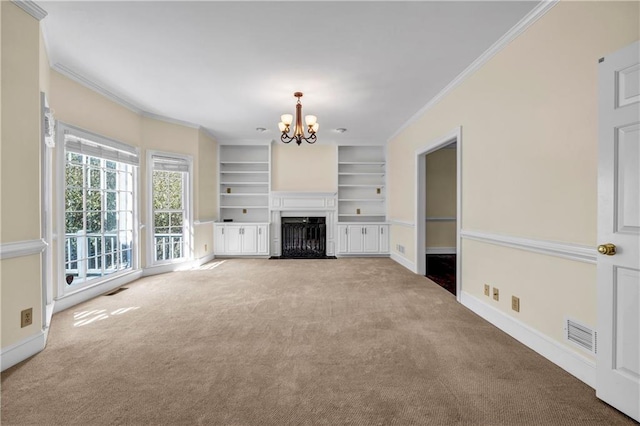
left=281, top=217, right=326, bottom=259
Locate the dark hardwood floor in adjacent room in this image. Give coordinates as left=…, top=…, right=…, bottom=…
left=425, top=254, right=457, bottom=296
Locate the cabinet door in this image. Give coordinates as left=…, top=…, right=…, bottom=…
left=379, top=225, right=389, bottom=253
left=224, top=226, right=243, bottom=254
left=241, top=226, right=258, bottom=254
left=363, top=225, right=380, bottom=253
left=257, top=225, right=269, bottom=254
left=337, top=225, right=349, bottom=254
left=214, top=225, right=226, bottom=254
left=348, top=225, right=364, bottom=253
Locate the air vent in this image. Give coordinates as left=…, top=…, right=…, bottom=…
left=105, top=287, right=128, bottom=296
left=565, top=317, right=596, bottom=354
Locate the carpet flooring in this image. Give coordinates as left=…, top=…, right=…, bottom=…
left=1, top=258, right=634, bottom=425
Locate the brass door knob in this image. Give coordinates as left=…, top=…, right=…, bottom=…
left=597, top=243, right=616, bottom=255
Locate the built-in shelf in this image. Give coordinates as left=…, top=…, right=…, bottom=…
left=337, top=146, right=386, bottom=223
left=219, top=145, right=271, bottom=222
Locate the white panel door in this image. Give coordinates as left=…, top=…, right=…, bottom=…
left=224, top=226, right=243, bottom=254
left=337, top=225, right=349, bottom=254
left=257, top=225, right=269, bottom=255
left=214, top=225, right=226, bottom=254
left=348, top=226, right=364, bottom=253
left=597, top=40, right=640, bottom=422
left=363, top=225, right=380, bottom=253
left=379, top=225, right=390, bottom=253
left=241, top=226, right=258, bottom=254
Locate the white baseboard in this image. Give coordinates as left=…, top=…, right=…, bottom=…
left=390, top=252, right=417, bottom=273
left=426, top=247, right=456, bottom=255
left=460, top=291, right=596, bottom=388
left=142, top=253, right=216, bottom=277
left=54, top=270, right=144, bottom=314
left=1, top=330, right=46, bottom=372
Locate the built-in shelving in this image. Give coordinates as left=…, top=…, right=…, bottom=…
left=219, top=145, right=270, bottom=222
left=337, top=146, right=386, bottom=223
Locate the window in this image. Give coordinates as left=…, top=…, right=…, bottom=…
left=61, top=125, right=138, bottom=290
left=149, top=154, right=191, bottom=264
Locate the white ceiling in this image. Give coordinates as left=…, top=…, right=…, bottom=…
left=40, top=1, right=539, bottom=145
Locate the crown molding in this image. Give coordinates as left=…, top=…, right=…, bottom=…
left=198, top=127, right=219, bottom=142
left=142, top=111, right=199, bottom=129
left=52, top=63, right=143, bottom=114
left=11, top=0, right=47, bottom=21
left=387, top=0, right=559, bottom=143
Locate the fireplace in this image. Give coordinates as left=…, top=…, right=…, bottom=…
left=281, top=217, right=326, bottom=258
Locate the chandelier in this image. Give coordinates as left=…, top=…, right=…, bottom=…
left=278, top=92, right=319, bottom=145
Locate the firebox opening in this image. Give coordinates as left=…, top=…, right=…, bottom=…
left=280, top=217, right=327, bottom=259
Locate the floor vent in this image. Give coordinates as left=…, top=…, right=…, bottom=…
left=565, top=317, right=596, bottom=354
left=105, top=287, right=128, bottom=296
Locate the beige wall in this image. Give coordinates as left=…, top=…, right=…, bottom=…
left=1, top=2, right=43, bottom=348
left=271, top=144, right=337, bottom=192
left=426, top=148, right=456, bottom=248
left=387, top=1, right=639, bottom=359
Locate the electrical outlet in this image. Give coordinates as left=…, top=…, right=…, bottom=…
left=204, top=244, right=208, bottom=252
left=493, top=287, right=499, bottom=301
left=512, top=296, right=520, bottom=312
left=484, top=284, right=490, bottom=296
left=21, top=308, right=33, bottom=328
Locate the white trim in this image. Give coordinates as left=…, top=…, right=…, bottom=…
left=388, top=0, right=559, bottom=142
left=194, top=219, right=216, bottom=225
left=142, top=111, right=200, bottom=129
left=199, top=127, right=218, bottom=142
left=426, top=247, right=456, bottom=255
left=11, top=0, right=47, bottom=20
left=460, top=230, right=597, bottom=264
left=426, top=217, right=456, bottom=222
left=0, top=239, right=47, bottom=260
left=54, top=270, right=143, bottom=314
left=389, top=219, right=415, bottom=228
left=142, top=253, right=216, bottom=277
left=52, top=64, right=143, bottom=114
left=415, top=127, right=462, bottom=301
left=1, top=331, right=46, bottom=372
left=146, top=150, right=194, bottom=268
left=390, top=252, right=417, bottom=273
left=460, top=291, right=596, bottom=388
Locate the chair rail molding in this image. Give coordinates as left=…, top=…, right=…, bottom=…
left=389, top=219, right=415, bottom=228
left=460, top=230, right=597, bottom=264
left=0, top=239, right=48, bottom=260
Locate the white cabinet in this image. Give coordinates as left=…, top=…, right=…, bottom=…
left=214, top=223, right=269, bottom=256
left=337, top=223, right=389, bottom=255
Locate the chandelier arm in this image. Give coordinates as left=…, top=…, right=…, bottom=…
left=281, top=133, right=294, bottom=144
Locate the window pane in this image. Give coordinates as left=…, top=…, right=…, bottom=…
left=86, top=212, right=102, bottom=233
left=170, top=212, right=183, bottom=227
left=155, top=212, right=169, bottom=228
left=106, top=191, right=117, bottom=211
left=65, top=188, right=83, bottom=211
left=65, top=164, right=83, bottom=188
left=106, top=171, right=117, bottom=190
left=105, top=212, right=117, bottom=232
left=65, top=212, right=83, bottom=233
left=87, top=191, right=102, bottom=211
left=89, top=168, right=101, bottom=188
left=89, top=157, right=101, bottom=167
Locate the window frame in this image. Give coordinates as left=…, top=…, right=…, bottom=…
left=56, top=122, right=140, bottom=297
left=146, top=150, right=194, bottom=267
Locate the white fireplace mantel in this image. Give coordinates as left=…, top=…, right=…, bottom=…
left=270, top=192, right=337, bottom=256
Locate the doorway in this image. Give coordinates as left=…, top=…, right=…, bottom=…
left=415, top=127, right=462, bottom=301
